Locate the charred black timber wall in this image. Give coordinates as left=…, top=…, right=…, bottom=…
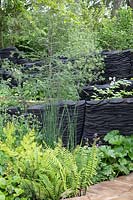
left=83, top=98, right=133, bottom=143
left=6, top=98, right=133, bottom=145
left=102, top=50, right=133, bottom=80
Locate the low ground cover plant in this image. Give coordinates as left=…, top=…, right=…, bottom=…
left=92, top=79, right=133, bottom=100
left=94, top=130, right=133, bottom=183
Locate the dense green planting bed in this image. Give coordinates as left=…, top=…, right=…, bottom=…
left=0, top=1, right=133, bottom=199
left=0, top=121, right=132, bottom=200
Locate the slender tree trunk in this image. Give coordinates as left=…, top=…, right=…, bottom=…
left=0, top=27, right=3, bottom=48
left=0, top=0, right=4, bottom=48
left=0, top=14, right=4, bottom=48
left=111, top=0, right=123, bottom=17
left=127, top=0, right=133, bottom=8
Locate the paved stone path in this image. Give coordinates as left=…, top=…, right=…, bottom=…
left=67, top=173, right=133, bottom=200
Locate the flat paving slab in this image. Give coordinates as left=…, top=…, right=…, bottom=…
left=66, top=173, right=133, bottom=200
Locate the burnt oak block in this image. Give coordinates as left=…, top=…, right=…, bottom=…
left=83, top=98, right=133, bottom=143
left=102, top=50, right=132, bottom=80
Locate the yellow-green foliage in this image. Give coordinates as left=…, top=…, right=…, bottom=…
left=0, top=122, right=98, bottom=200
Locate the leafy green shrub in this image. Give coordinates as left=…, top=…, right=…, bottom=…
left=97, top=8, right=133, bottom=50
left=0, top=122, right=98, bottom=200
left=0, top=81, right=19, bottom=108
left=22, top=70, right=79, bottom=101
left=94, top=130, right=133, bottom=183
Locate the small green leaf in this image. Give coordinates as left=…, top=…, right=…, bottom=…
left=0, top=191, right=5, bottom=200
left=104, top=130, right=124, bottom=145
left=14, top=188, right=24, bottom=196
left=0, top=178, right=6, bottom=189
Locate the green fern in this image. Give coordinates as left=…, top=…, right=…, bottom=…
left=83, top=144, right=98, bottom=186
left=53, top=143, right=80, bottom=196
left=3, top=122, right=16, bottom=148
left=15, top=136, right=80, bottom=199
left=74, top=143, right=98, bottom=195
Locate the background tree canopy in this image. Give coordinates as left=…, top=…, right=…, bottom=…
left=0, top=0, right=133, bottom=52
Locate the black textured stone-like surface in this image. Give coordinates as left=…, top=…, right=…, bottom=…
left=83, top=98, right=133, bottom=143
left=6, top=106, right=21, bottom=116
left=102, top=50, right=132, bottom=80
left=130, top=51, right=133, bottom=74
left=0, top=47, right=18, bottom=60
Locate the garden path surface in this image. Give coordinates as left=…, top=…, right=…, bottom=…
left=66, top=173, right=133, bottom=200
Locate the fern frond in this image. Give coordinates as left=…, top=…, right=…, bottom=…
left=74, top=144, right=98, bottom=194
left=81, top=144, right=98, bottom=191
left=3, top=122, right=15, bottom=148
